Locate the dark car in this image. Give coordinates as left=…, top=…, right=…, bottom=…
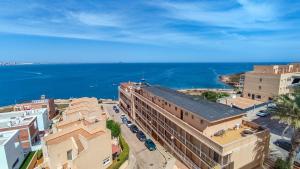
left=274, top=139, right=292, bottom=151
left=145, top=139, right=156, bottom=151
left=136, top=131, right=146, bottom=141
left=115, top=109, right=119, bottom=113
left=122, top=117, right=127, bottom=124
left=256, top=110, right=270, bottom=117
left=113, top=105, right=117, bottom=110
left=130, top=125, right=139, bottom=133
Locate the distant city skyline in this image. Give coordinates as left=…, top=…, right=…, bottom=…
left=0, top=0, right=299, bottom=63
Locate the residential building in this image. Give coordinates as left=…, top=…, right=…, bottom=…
left=0, top=130, right=25, bottom=169
left=242, top=63, right=300, bottom=101
left=0, top=114, right=39, bottom=152
left=14, top=98, right=57, bottom=119
left=119, top=82, right=270, bottom=169
left=41, top=97, right=112, bottom=169
left=0, top=108, right=50, bottom=132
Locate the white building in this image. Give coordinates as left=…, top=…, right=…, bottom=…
left=0, top=130, right=25, bottom=169
left=0, top=108, right=50, bottom=132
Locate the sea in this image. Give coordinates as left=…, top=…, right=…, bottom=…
left=0, top=63, right=281, bottom=106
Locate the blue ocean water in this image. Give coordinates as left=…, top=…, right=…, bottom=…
left=0, top=63, right=275, bottom=106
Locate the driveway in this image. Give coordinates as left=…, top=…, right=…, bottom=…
left=102, top=103, right=173, bottom=169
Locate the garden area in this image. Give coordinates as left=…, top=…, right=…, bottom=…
left=106, top=119, right=129, bottom=169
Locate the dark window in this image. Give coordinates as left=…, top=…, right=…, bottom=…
left=257, top=95, right=261, bottom=99
left=165, top=101, right=167, bottom=105
left=191, top=115, right=194, bottom=119
left=12, top=158, right=19, bottom=168
left=248, top=93, right=251, bottom=97
left=175, top=107, right=177, bottom=111
left=213, top=152, right=219, bottom=162
left=180, top=111, right=183, bottom=120
left=259, top=78, right=262, bottom=82
left=67, top=150, right=72, bottom=160
left=258, top=86, right=262, bottom=90
left=169, top=104, right=171, bottom=107
left=200, top=119, right=203, bottom=124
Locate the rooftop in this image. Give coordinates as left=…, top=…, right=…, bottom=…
left=142, top=85, right=245, bottom=122
left=0, top=130, right=19, bottom=145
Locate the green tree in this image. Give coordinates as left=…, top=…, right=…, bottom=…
left=200, top=91, right=229, bottom=102
left=106, top=120, right=121, bottom=137
left=271, top=87, right=300, bottom=168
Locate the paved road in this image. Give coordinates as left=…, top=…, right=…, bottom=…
left=245, top=105, right=291, bottom=160
left=102, top=103, right=173, bottom=169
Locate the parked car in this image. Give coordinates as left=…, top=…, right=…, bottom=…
left=256, top=110, right=270, bottom=117
left=113, top=105, right=117, bottom=110
left=145, top=139, right=156, bottom=151
left=115, top=109, right=119, bottom=113
left=130, top=125, right=139, bottom=133
left=120, top=114, right=126, bottom=119
left=122, top=117, right=127, bottom=123
left=274, top=139, right=292, bottom=152
left=126, top=120, right=133, bottom=127
left=136, top=131, right=146, bottom=141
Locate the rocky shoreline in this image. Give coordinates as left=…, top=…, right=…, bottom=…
left=218, top=72, right=243, bottom=87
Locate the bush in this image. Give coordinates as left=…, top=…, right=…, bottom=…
left=107, top=135, right=129, bottom=169
left=275, top=158, right=290, bottom=169
left=106, top=120, right=121, bottom=137
left=20, top=151, right=36, bottom=169
left=192, top=91, right=229, bottom=102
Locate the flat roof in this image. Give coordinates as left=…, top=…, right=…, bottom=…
left=142, top=85, right=245, bottom=122
left=0, top=130, right=18, bottom=145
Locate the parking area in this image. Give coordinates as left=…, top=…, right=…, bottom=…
left=244, top=105, right=292, bottom=160
left=102, top=103, right=174, bottom=169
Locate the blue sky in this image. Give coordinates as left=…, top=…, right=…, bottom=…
left=0, top=0, right=299, bottom=63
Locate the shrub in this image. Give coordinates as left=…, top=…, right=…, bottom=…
left=106, top=120, right=121, bottom=137
left=274, top=158, right=290, bottom=169
left=107, top=135, right=129, bottom=169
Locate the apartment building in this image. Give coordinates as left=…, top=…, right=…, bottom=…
left=41, top=97, right=112, bottom=169
left=0, top=114, right=39, bottom=152
left=242, top=63, right=300, bottom=101
left=0, top=108, right=50, bottom=132
left=0, top=130, right=25, bottom=169
left=14, top=98, right=57, bottom=119
left=119, top=83, right=270, bottom=169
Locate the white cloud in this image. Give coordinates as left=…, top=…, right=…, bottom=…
left=70, top=12, right=123, bottom=27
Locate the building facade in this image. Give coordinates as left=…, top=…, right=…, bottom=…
left=0, top=130, right=25, bottom=169
left=242, top=63, right=300, bottom=101
left=41, top=97, right=112, bottom=169
left=119, top=83, right=270, bottom=169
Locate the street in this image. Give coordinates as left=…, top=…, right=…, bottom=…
left=102, top=102, right=174, bottom=169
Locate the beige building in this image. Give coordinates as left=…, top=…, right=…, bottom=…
left=41, top=98, right=112, bottom=169
left=119, top=83, right=270, bottom=169
left=242, top=63, right=300, bottom=102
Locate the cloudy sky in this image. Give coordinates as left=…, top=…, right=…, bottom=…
left=0, top=0, right=299, bottom=62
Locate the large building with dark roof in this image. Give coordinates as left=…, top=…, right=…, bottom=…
left=119, top=82, right=270, bottom=169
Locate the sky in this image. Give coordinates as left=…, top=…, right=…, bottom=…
left=0, top=0, right=299, bottom=63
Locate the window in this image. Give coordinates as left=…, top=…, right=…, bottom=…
left=258, top=86, right=262, bottom=90
left=67, top=150, right=73, bottom=160
left=200, top=119, right=203, bottom=124
left=103, top=157, right=110, bottom=166
left=248, top=93, right=251, bottom=97
left=191, top=115, right=194, bottom=119
left=165, top=101, right=167, bottom=105
left=169, top=104, right=171, bottom=107
left=256, top=95, right=261, bottom=99
left=259, top=78, right=262, bottom=82
left=175, top=107, right=177, bottom=111
left=12, top=158, right=19, bottom=168
left=185, top=112, right=188, bottom=116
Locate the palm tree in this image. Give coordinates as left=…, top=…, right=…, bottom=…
left=271, top=87, right=300, bottom=168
